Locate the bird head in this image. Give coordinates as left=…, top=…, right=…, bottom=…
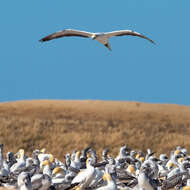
left=40, top=148, right=46, bottom=153
left=127, top=164, right=136, bottom=174
left=102, top=173, right=112, bottom=182
left=49, top=154, right=55, bottom=163
left=52, top=167, right=65, bottom=176
left=41, top=159, right=51, bottom=168
left=91, top=34, right=97, bottom=39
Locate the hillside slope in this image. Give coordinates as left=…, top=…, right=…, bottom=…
left=0, top=100, right=190, bottom=159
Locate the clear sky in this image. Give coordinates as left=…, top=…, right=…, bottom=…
left=0, top=1, right=190, bottom=105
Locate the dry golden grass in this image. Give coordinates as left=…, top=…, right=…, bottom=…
left=0, top=100, right=190, bottom=160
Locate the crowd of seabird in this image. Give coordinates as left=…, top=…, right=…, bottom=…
left=0, top=144, right=190, bottom=190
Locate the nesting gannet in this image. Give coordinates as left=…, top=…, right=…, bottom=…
left=10, top=149, right=26, bottom=174
left=51, top=168, right=71, bottom=190
left=88, top=148, right=98, bottom=165
left=137, top=167, right=158, bottom=190
left=70, top=151, right=81, bottom=170
left=102, top=148, right=110, bottom=162
left=17, top=172, right=32, bottom=190
left=162, top=171, right=186, bottom=190
left=130, top=150, right=137, bottom=160
left=40, top=160, right=52, bottom=176
left=6, top=152, right=17, bottom=168
left=71, top=157, right=96, bottom=189
left=31, top=152, right=40, bottom=173
left=51, top=167, right=66, bottom=184
left=31, top=173, right=51, bottom=190
left=37, top=148, right=56, bottom=164
left=96, top=172, right=118, bottom=190
left=80, top=147, right=91, bottom=169
left=142, top=159, right=159, bottom=179
left=39, top=28, right=155, bottom=51
left=65, top=153, right=71, bottom=169
left=116, top=146, right=129, bottom=168
left=167, top=160, right=190, bottom=179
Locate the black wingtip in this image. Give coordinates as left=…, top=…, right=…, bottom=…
left=39, top=36, right=50, bottom=42
left=151, top=40, right=156, bottom=45
left=39, top=38, right=45, bottom=42
left=148, top=38, right=156, bottom=45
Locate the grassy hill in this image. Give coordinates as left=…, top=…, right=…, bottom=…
left=0, top=100, right=190, bottom=159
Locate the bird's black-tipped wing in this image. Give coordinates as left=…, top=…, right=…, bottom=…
left=104, top=30, right=155, bottom=44
left=40, top=29, right=94, bottom=42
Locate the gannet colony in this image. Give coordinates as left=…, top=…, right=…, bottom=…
left=0, top=144, right=190, bottom=190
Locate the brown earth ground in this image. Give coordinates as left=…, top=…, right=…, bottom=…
left=0, top=100, right=190, bottom=161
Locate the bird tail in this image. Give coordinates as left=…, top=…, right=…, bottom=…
left=104, top=42, right=111, bottom=51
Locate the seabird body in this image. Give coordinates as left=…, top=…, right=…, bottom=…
left=70, top=151, right=81, bottom=170
left=10, top=149, right=26, bottom=174
left=18, top=172, right=32, bottom=190
left=31, top=173, right=51, bottom=190
left=41, top=160, right=52, bottom=176
left=71, top=158, right=95, bottom=189
left=51, top=167, right=66, bottom=185
left=138, top=168, right=157, bottom=190
left=40, top=29, right=155, bottom=51
left=96, top=172, right=117, bottom=190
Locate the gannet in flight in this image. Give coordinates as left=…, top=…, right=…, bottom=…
left=39, top=29, right=155, bottom=51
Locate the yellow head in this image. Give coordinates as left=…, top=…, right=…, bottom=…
left=49, top=154, right=55, bottom=163
left=167, top=162, right=176, bottom=169
left=87, top=152, right=91, bottom=158
left=40, top=148, right=46, bottom=153
left=136, top=153, right=140, bottom=159
left=41, top=160, right=50, bottom=167
left=178, top=157, right=184, bottom=164
left=174, top=150, right=181, bottom=155
left=75, top=151, right=81, bottom=159
left=52, top=167, right=64, bottom=175
left=127, top=165, right=135, bottom=174
left=139, top=157, right=145, bottom=162
left=103, top=173, right=112, bottom=182
left=18, top=149, right=25, bottom=159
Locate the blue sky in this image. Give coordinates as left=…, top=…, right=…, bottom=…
left=0, top=1, right=190, bottom=105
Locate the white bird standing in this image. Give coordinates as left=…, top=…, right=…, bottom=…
left=71, top=157, right=96, bottom=189
left=40, top=29, right=155, bottom=51
left=10, top=149, right=26, bottom=174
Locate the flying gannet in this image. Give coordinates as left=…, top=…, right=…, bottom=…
left=39, top=29, right=155, bottom=51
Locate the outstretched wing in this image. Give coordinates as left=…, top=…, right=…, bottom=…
left=40, top=29, right=94, bottom=42
left=104, top=30, right=155, bottom=44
